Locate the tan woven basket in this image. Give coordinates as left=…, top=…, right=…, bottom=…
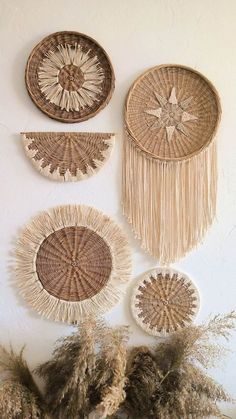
left=25, top=31, right=115, bottom=123
left=14, top=205, right=132, bottom=323
left=131, top=268, right=200, bottom=336
left=123, top=64, right=221, bottom=264
left=125, top=64, right=221, bottom=161
left=22, top=132, right=115, bottom=181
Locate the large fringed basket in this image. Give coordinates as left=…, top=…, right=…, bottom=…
left=25, top=31, right=115, bottom=122
left=14, top=205, right=131, bottom=323
left=123, top=65, right=221, bottom=264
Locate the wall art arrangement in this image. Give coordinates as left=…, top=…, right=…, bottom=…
left=123, top=64, right=221, bottom=264
left=2, top=27, right=234, bottom=419
left=0, top=313, right=235, bottom=418
left=14, top=205, right=131, bottom=323
left=22, top=132, right=115, bottom=181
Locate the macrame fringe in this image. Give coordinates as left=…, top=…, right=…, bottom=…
left=13, top=205, right=132, bottom=323
left=22, top=133, right=115, bottom=182
left=122, top=131, right=217, bottom=265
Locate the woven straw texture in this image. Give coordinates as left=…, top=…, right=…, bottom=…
left=22, top=132, right=115, bottom=181
left=131, top=268, right=200, bottom=336
left=25, top=31, right=115, bottom=123
left=14, top=205, right=131, bottom=323
left=123, top=64, right=221, bottom=264
left=125, top=64, right=220, bottom=161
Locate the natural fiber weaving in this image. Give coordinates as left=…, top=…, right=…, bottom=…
left=22, top=132, right=115, bottom=181
left=123, top=65, right=221, bottom=264
left=14, top=205, right=131, bottom=323
left=25, top=31, right=115, bottom=122
left=131, top=268, right=200, bottom=336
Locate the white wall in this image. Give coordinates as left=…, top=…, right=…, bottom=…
left=1, top=0, right=236, bottom=416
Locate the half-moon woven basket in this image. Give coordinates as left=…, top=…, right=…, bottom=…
left=131, top=267, right=200, bottom=336
left=22, top=132, right=115, bottom=181
left=14, top=205, right=131, bottom=323
left=25, top=31, right=115, bottom=123
left=123, top=64, right=221, bottom=264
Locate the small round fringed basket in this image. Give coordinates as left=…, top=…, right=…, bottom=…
left=25, top=31, right=115, bottom=122
left=131, top=268, right=200, bottom=336
left=123, top=64, right=221, bottom=264
left=22, top=132, right=115, bottom=181
left=14, top=205, right=132, bottom=323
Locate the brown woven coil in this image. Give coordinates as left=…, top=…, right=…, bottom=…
left=22, top=132, right=115, bottom=181
left=131, top=268, right=200, bottom=336
left=25, top=31, right=115, bottom=123
left=14, top=205, right=132, bottom=323
left=36, top=226, right=112, bottom=301
left=125, top=64, right=221, bottom=161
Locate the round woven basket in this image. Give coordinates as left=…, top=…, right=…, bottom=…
left=25, top=31, right=115, bottom=123
left=22, top=132, right=115, bottom=181
left=125, top=64, right=221, bottom=161
left=14, top=205, right=131, bottom=323
left=131, top=268, right=200, bottom=336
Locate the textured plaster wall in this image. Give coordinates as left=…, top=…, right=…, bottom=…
left=1, top=0, right=236, bottom=416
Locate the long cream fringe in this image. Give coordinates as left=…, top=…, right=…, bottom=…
left=122, top=131, right=217, bottom=265
left=13, top=205, right=132, bottom=324
left=22, top=133, right=115, bottom=182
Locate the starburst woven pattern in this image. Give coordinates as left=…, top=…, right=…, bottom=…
left=25, top=31, right=115, bottom=123
left=22, top=132, right=114, bottom=181
left=126, top=65, right=220, bottom=160
left=14, top=205, right=132, bottom=323
left=131, top=268, right=200, bottom=336
left=145, top=87, right=198, bottom=142
left=38, top=44, right=105, bottom=112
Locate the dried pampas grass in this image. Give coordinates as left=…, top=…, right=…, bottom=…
left=92, top=325, right=129, bottom=418
left=0, top=313, right=235, bottom=418
left=36, top=317, right=98, bottom=418
left=123, top=312, right=236, bottom=418
left=0, top=346, right=46, bottom=418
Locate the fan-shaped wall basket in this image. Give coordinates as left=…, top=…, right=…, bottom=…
left=25, top=31, right=115, bottom=122
left=22, top=132, right=115, bottom=181
left=14, top=205, right=131, bottom=323
left=131, top=268, right=200, bottom=336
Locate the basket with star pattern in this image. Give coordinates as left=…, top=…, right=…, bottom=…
left=123, top=65, right=221, bottom=264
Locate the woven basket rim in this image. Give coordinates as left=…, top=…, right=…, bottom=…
left=131, top=267, right=200, bottom=337
left=125, top=64, right=221, bottom=162
left=14, top=204, right=132, bottom=323
left=25, top=31, right=115, bottom=123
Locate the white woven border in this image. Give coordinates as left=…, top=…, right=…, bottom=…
left=131, top=267, right=200, bottom=337
left=14, top=205, right=132, bottom=323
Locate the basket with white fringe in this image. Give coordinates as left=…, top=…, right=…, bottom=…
left=131, top=268, right=200, bottom=336
left=14, top=205, right=132, bottom=323
left=123, top=64, right=221, bottom=265
left=25, top=31, right=115, bottom=122
left=22, top=132, right=115, bottom=181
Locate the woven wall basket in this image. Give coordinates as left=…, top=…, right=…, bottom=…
left=22, top=132, right=115, bottom=181
left=25, top=31, right=115, bottom=122
left=14, top=205, right=131, bottom=323
left=131, top=268, right=200, bottom=336
left=123, top=65, right=221, bottom=265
